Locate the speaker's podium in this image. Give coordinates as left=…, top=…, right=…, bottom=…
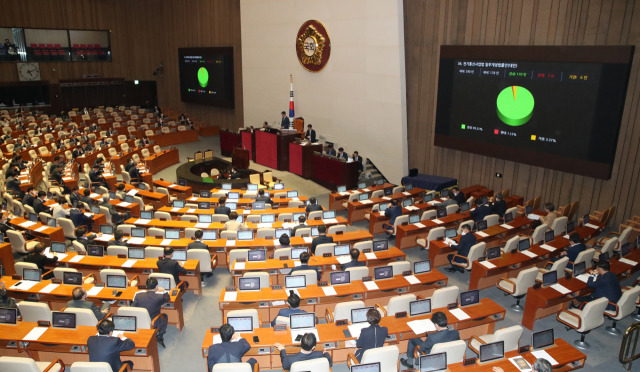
left=254, top=129, right=299, bottom=171
left=232, top=147, right=250, bottom=169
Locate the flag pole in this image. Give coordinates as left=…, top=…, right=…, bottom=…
left=289, top=74, right=295, bottom=129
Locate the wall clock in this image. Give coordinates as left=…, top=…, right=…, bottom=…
left=17, top=62, right=41, bottom=81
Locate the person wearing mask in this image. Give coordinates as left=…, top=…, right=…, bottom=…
left=188, top=230, right=208, bottom=250
left=305, top=197, right=323, bottom=213
left=276, top=333, right=332, bottom=370
left=67, top=287, right=110, bottom=320
left=271, top=292, right=310, bottom=326
left=207, top=323, right=257, bottom=370
left=354, top=309, right=388, bottom=361
left=310, top=225, right=333, bottom=255
left=552, top=233, right=585, bottom=269
left=132, top=278, right=170, bottom=347
left=401, top=311, right=460, bottom=368
left=489, top=192, right=508, bottom=218
left=87, top=319, right=135, bottom=372
left=289, top=252, right=321, bottom=280
left=341, top=248, right=365, bottom=270
left=470, top=198, right=492, bottom=223
left=157, top=247, right=188, bottom=290
left=445, top=224, right=477, bottom=273
left=24, top=243, right=58, bottom=279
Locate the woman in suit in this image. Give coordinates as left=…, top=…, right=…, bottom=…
left=354, top=308, right=388, bottom=361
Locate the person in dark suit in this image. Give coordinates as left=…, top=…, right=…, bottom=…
left=325, top=144, right=337, bottom=156
left=207, top=323, right=257, bottom=370
left=157, top=247, right=188, bottom=290
left=72, top=145, right=85, bottom=158
left=382, top=200, right=403, bottom=237
left=5, top=175, right=24, bottom=199
left=355, top=309, right=388, bottom=361
left=22, top=187, right=36, bottom=208
left=23, top=243, right=57, bottom=279
left=108, top=230, right=129, bottom=247
left=132, top=278, right=170, bottom=347
left=450, top=187, right=466, bottom=205
left=289, top=252, right=321, bottom=280
left=33, top=191, right=51, bottom=215
left=89, top=165, right=107, bottom=188
left=80, top=189, right=94, bottom=207
left=187, top=230, right=209, bottom=250
left=305, top=197, right=323, bottom=213
left=489, top=192, right=508, bottom=218
left=100, top=197, right=129, bottom=225
left=67, top=287, right=110, bottom=320
left=214, top=196, right=231, bottom=216
left=292, top=216, right=308, bottom=237
left=352, top=151, right=364, bottom=172
left=552, top=233, right=585, bottom=269
left=401, top=311, right=460, bottom=368
left=310, top=225, right=333, bottom=255
left=305, top=124, right=317, bottom=143
left=271, top=292, right=310, bottom=326
left=336, top=147, right=348, bottom=160
left=280, top=111, right=290, bottom=129
left=445, top=224, right=477, bottom=273
left=0, top=282, right=19, bottom=313
left=69, top=187, right=82, bottom=208
left=276, top=333, right=332, bottom=370
left=573, top=260, right=622, bottom=311
left=75, top=226, right=97, bottom=250
left=470, top=198, right=492, bottom=223
left=124, top=158, right=136, bottom=173
left=341, top=248, right=365, bottom=271
left=87, top=319, right=135, bottom=372
left=255, top=189, right=273, bottom=206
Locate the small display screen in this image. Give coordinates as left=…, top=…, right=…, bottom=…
left=542, top=271, right=557, bottom=287
left=156, top=278, right=171, bottom=290
left=228, top=192, right=240, bottom=200
left=351, top=362, right=381, bottom=372
left=247, top=184, right=258, bottom=191
left=334, top=244, right=350, bottom=256
left=290, top=313, right=315, bottom=329
left=518, top=239, right=530, bottom=251
left=47, top=218, right=57, bottom=227
left=198, top=202, right=211, bottom=209
left=0, top=308, right=18, bottom=325
left=237, top=230, right=254, bottom=241
left=437, top=209, right=447, bottom=218
left=414, top=260, right=431, bottom=274
left=287, top=191, right=298, bottom=198
left=486, top=247, right=501, bottom=260
left=545, top=230, right=555, bottom=243
left=261, top=214, right=275, bottom=223
left=173, top=200, right=185, bottom=208
left=198, top=214, right=212, bottom=223
left=238, top=277, right=261, bottom=291
left=221, top=184, right=232, bottom=190
left=573, top=261, right=586, bottom=276
left=106, top=274, right=127, bottom=288
left=460, top=289, right=480, bottom=307
left=125, top=195, right=134, bottom=203
left=322, top=210, right=336, bottom=219
left=445, top=228, right=457, bottom=238
left=275, top=228, right=291, bottom=239
left=172, top=249, right=187, bottom=261
left=113, top=315, right=137, bottom=332
left=248, top=249, right=266, bottom=262
left=225, top=202, right=237, bottom=211
left=420, top=353, right=447, bottom=372
left=63, top=271, right=83, bottom=285
left=200, top=191, right=211, bottom=198
left=274, top=183, right=285, bottom=190
left=52, top=311, right=76, bottom=329
left=87, top=245, right=104, bottom=257
left=337, top=185, right=347, bottom=193
left=165, top=229, right=180, bottom=239
left=100, top=225, right=114, bottom=234
left=291, top=248, right=307, bottom=260
left=252, top=201, right=265, bottom=210
left=227, top=316, right=253, bottom=332
left=23, top=268, right=41, bottom=282
left=410, top=299, right=432, bottom=316
left=403, top=199, right=413, bottom=207
left=29, top=213, right=38, bottom=223
left=373, top=240, right=388, bottom=251
left=140, top=211, right=153, bottom=220
left=330, top=271, right=350, bottom=285
left=51, top=241, right=66, bottom=253
left=131, top=228, right=146, bottom=238
left=359, top=193, right=369, bottom=201
left=128, top=248, right=145, bottom=259
left=202, top=230, right=217, bottom=240
left=311, top=227, right=319, bottom=237
left=479, top=341, right=504, bottom=363
left=476, top=220, right=487, bottom=231
left=374, top=266, right=393, bottom=280
left=532, top=329, right=555, bottom=350
left=285, top=275, right=306, bottom=288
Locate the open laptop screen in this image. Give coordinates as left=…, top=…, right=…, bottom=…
left=532, top=329, right=555, bottom=350
left=291, top=248, right=307, bottom=260
left=460, top=289, right=479, bottom=307
left=113, top=315, right=137, bottom=332
left=351, top=363, right=380, bottom=372
left=227, top=316, right=253, bottom=332
left=542, top=271, right=557, bottom=287
left=518, top=239, right=530, bottom=251
left=128, top=247, right=145, bottom=259
left=351, top=307, right=374, bottom=324
left=419, top=352, right=447, bottom=372
left=248, top=249, right=266, bottom=262
left=410, top=299, right=432, bottom=316
left=172, top=249, right=187, bottom=261
left=87, top=245, right=104, bottom=257
left=51, top=241, right=66, bottom=253
left=0, top=308, right=18, bottom=325
left=479, top=341, right=504, bottom=363
left=106, top=274, right=127, bottom=289
left=290, top=313, right=315, bottom=329
left=373, top=240, right=388, bottom=251
left=100, top=225, right=114, bottom=234
left=63, top=271, right=83, bottom=285
left=285, top=275, right=306, bottom=289
left=237, top=230, right=254, bottom=241
left=414, top=260, right=431, bottom=274
left=330, top=271, right=350, bottom=285
left=52, top=311, right=76, bottom=329
left=374, top=266, right=393, bottom=280
left=198, top=214, right=212, bottom=223
left=202, top=230, right=217, bottom=241
left=23, top=268, right=41, bottom=281
left=238, top=277, right=261, bottom=291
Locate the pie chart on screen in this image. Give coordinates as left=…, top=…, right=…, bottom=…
left=197, top=67, right=209, bottom=88
left=496, top=86, right=534, bottom=126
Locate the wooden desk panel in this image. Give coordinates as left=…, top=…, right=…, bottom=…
left=328, top=183, right=395, bottom=211
left=145, top=148, right=180, bottom=174
left=154, top=180, right=192, bottom=199
left=9, top=217, right=65, bottom=242
left=347, top=188, right=425, bottom=225
left=0, top=242, right=15, bottom=275
left=395, top=212, right=473, bottom=250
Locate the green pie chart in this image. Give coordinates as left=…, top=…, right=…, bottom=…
left=197, top=67, right=209, bottom=88
left=496, top=86, right=534, bottom=126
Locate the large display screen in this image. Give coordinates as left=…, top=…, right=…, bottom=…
left=435, top=46, right=634, bottom=179
left=178, top=47, right=234, bottom=107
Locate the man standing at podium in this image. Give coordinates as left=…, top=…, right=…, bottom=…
left=281, top=111, right=290, bottom=129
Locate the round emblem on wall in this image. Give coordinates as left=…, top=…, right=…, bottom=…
left=296, top=20, right=331, bottom=72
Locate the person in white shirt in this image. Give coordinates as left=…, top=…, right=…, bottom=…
left=223, top=212, right=243, bottom=231
left=51, top=196, right=70, bottom=220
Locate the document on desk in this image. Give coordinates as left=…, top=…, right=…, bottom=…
left=127, top=237, right=146, bottom=245
left=381, top=197, right=391, bottom=201
left=39, top=283, right=60, bottom=294
left=91, top=193, right=101, bottom=198
left=540, top=244, right=557, bottom=252
left=585, top=223, right=600, bottom=230
left=291, top=328, right=319, bottom=343
left=531, top=350, right=558, bottom=365
left=118, top=202, right=132, bottom=207
left=444, top=238, right=456, bottom=246
left=359, top=200, right=373, bottom=204
left=322, top=286, right=337, bottom=296
left=19, top=221, right=37, bottom=228
left=223, top=291, right=238, bottom=301
left=402, top=191, right=411, bottom=196
left=576, top=274, right=591, bottom=283
left=242, top=209, right=251, bottom=215
left=69, top=255, right=85, bottom=263
left=127, top=189, right=138, bottom=196
left=508, top=356, right=532, bottom=371
left=303, top=237, right=313, bottom=243
left=405, top=206, right=419, bottom=211
left=234, top=262, right=245, bottom=270
left=160, top=239, right=173, bottom=246
left=432, top=219, right=444, bottom=224
left=479, top=261, right=497, bottom=269
left=23, top=327, right=48, bottom=341
left=619, top=258, right=638, bottom=266
left=9, top=281, right=38, bottom=291
left=135, top=219, right=151, bottom=225
left=339, top=192, right=351, bottom=196
left=407, top=318, right=436, bottom=335
left=94, top=234, right=114, bottom=242
left=449, top=308, right=471, bottom=321
left=195, top=223, right=209, bottom=228
left=273, top=239, right=281, bottom=246
left=364, top=252, right=377, bottom=260
left=336, top=255, right=351, bottom=265
left=521, top=250, right=538, bottom=258
left=404, top=275, right=420, bottom=285
left=257, top=223, right=273, bottom=228
left=122, top=260, right=137, bottom=268
left=550, top=284, right=571, bottom=295
left=187, top=208, right=196, bottom=213
left=322, top=218, right=338, bottom=224
left=413, top=222, right=426, bottom=228
left=34, top=226, right=48, bottom=232
left=272, top=300, right=286, bottom=306
left=500, top=224, right=515, bottom=230
left=363, top=281, right=379, bottom=291
left=378, top=211, right=385, bottom=216
left=226, top=240, right=236, bottom=247
left=281, top=222, right=296, bottom=229
left=87, top=286, right=103, bottom=296
left=476, top=231, right=489, bottom=238
left=171, top=207, right=180, bottom=212
left=190, top=197, right=199, bottom=201
left=347, top=322, right=370, bottom=338
left=362, top=188, right=370, bottom=192
left=527, top=214, right=541, bottom=220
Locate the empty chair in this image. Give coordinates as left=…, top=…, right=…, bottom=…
left=256, top=228, right=275, bottom=239
left=566, top=248, right=596, bottom=273
left=427, top=340, right=467, bottom=364
left=431, top=286, right=460, bottom=309
left=228, top=249, right=250, bottom=267
left=154, top=211, right=172, bottom=220
left=17, top=301, right=52, bottom=322
left=221, top=231, right=237, bottom=240
left=469, top=325, right=523, bottom=354
left=484, top=214, right=499, bottom=227
left=604, top=286, right=640, bottom=335
left=421, top=209, right=436, bottom=221
left=497, top=267, right=539, bottom=312
left=293, top=269, right=318, bottom=286
left=550, top=216, right=568, bottom=236
left=148, top=227, right=165, bottom=238
left=594, top=237, right=618, bottom=261
left=451, top=242, right=486, bottom=271
left=389, top=261, right=410, bottom=276
left=346, top=266, right=369, bottom=282
left=278, top=213, right=293, bottom=222
left=69, top=362, right=117, bottom=372
left=289, top=358, right=330, bottom=372
left=7, top=230, right=38, bottom=254
left=415, top=226, right=445, bottom=251
left=106, top=245, right=128, bottom=256
left=445, top=203, right=459, bottom=215
left=188, top=249, right=217, bottom=281
left=308, top=210, right=323, bottom=220
left=149, top=272, right=181, bottom=289
left=537, top=256, right=569, bottom=282
left=527, top=224, right=548, bottom=245
left=315, top=243, right=336, bottom=257
left=327, top=224, right=347, bottom=235
left=378, top=294, right=416, bottom=317
left=211, top=363, right=254, bottom=372
left=116, top=224, right=135, bottom=236
left=599, top=226, right=633, bottom=251
left=557, top=297, right=608, bottom=349
left=501, top=235, right=521, bottom=254
left=145, top=246, right=164, bottom=258
left=118, top=306, right=159, bottom=329
left=212, top=214, right=230, bottom=223
left=63, top=307, right=98, bottom=326
left=294, top=227, right=310, bottom=237
left=0, top=357, right=64, bottom=372
left=371, top=190, right=384, bottom=199
left=388, top=215, right=409, bottom=236
left=326, top=300, right=365, bottom=323
left=342, top=192, right=361, bottom=208
left=347, top=345, right=399, bottom=371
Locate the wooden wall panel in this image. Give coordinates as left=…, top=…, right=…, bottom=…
left=0, top=0, right=242, bottom=130
left=404, top=0, right=640, bottom=227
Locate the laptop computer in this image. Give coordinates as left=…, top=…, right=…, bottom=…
left=532, top=328, right=555, bottom=350
left=261, top=214, right=276, bottom=223
left=200, top=190, right=211, bottom=198
left=518, top=239, right=530, bottom=251
left=113, top=315, right=137, bottom=332
left=525, top=205, right=533, bottom=215
left=290, top=312, right=316, bottom=331
left=22, top=268, right=41, bottom=282
left=198, top=201, right=211, bottom=210
left=252, top=201, right=266, bottom=210
left=124, top=195, right=134, bottom=203
left=503, top=212, right=514, bottom=223
left=237, top=230, right=254, bottom=241
left=311, top=227, right=320, bottom=237
left=479, top=341, right=504, bottom=364
left=621, top=243, right=631, bottom=257
left=178, top=179, right=186, bottom=186
left=376, top=179, right=384, bottom=186
left=330, top=271, right=350, bottom=285
left=476, top=220, right=487, bottom=231
left=337, top=185, right=347, bottom=193
left=441, top=189, right=450, bottom=198
left=409, top=214, right=420, bottom=224
left=226, top=202, right=238, bottom=211
left=227, top=316, right=253, bottom=333
left=91, top=205, right=100, bottom=214
left=128, top=247, right=145, bottom=259
left=424, top=193, right=434, bottom=202
left=156, top=277, right=171, bottom=290
left=287, top=191, right=298, bottom=198
left=131, top=227, right=146, bottom=238
left=566, top=221, right=575, bottom=233
left=173, top=200, right=185, bottom=208
left=359, top=193, right=369, bottom=201
left=403, top=199, right=413, bottom=207
left=238, top=277, right=261, bottom=291
left=52, top=311, right=76, bottom=329
left=247, top=184, right=258, bottom=191
left=410, top=299, right=432, bottom=316
left=414, top=260, right=431, bottom=274
left=373, top=240, right=388, bottom=252
left=63, top=271, right=83, bottom=285
left=486, top=246, right=501, bottom=260
left=285, top=275, right=306, bottom=289
left=291, top=247, right=307, bottom=260
left=334, top=244, right=350, bottom=256
left=351, top=307, right=374, bottom=324
left=358, top=182, right=367, bottom=189
left=544, top=230, right=555, bottom=243
left=221, top=184, right=232, bottom=190
left=198, top=214, right=213, bottom=223
left=172, top=249, right=187, bottom=261
left=87, top=245, right=104, bottom=257
left=444, top=228, right=457, bottom=239
left=274, top=183, right=285, bottom=190
left=51, top=241, right=66, bottom=253
left=228, top=192, right=240, bottom=200
left=292, top=212, right=306, bottom=221
left=248, top=249, right=266, bottom=262
left=106, top=274, right=127, bottom=289
left=165, top=229, right=180, bottom=239
left=100, top=225, right=114, bottom=234
left=542, top=271, right=557, bottom=287
left=0, top=308, right=18, bottom=325
left=459, top=290, right=479, bottom=307
left=29, top=213, right=38, bottom=223
left=140, top=211, right=153, bottom=220
left=322, top=210, right=336, bottom=219
left=351, top=362, right=381, bottom=372
left=374, top=266, right=393, bottom=280
left=47, top=217, right=57, bottom=228
left=202, top=230, right=217, bottom=241
left=573, top=261, right=587, bottom=276
left=275, top=228, right=291, bottom=239
left=419, top=352, right=447, bottom=372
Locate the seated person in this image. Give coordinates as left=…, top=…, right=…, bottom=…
left=470, top=198, right=492, bottom=223
left=445, top=224, right=476, bottom=273
left=310, top=225, right=333, bottom=255
left=223, top=212, right=243, bottom=231
left=489, top=192, right=507, bottom=218
left=132, top=278, right=170, bottom=347
left=494, top=358, right=553, bottom=372
left=538, top=202, right=558, bottom=227
left=325, top=144, right=337, bottom=156
left=336, top=147, right=348, bottom=160
left=207, top=323, right=257, bottom=371
left=108, top=230, right=129, bottom=247
left=305, top=197, right=323, bottom=213
left=341, top=248, right=365, bottom=270
left=278, top=233, right=291, bottom=247
left=276, top=333, right=332, bottom=370
left=401, top=311, right=460, bottom=368
left=551, top=233, right=585, bottom=269
left=255, top=189, right=273, bottom=205
left=214, top=196, right=231, bottom=216
left=67, top=287, right=110, bottom=320
left=434, top=186, right=466, bottom=208
left=289, top=252, right=321, bottom=280
left=75, top=226, right=97, bottom=250
left=354, top=308, right=388, bottom=361
left=187, top=230, right=208, bottom=250
left=292, top=216, right=308, bottom=236
left=573, top=260, right=621, bottom=311
left=88, top=319, right=135, bottom=372
left=24, top=243, right=58, bottom=279
left=382, top=200, right=402, bottom=236
left=271, top=292, right=309, bottom=326
left=0, top=281, right=19, bottom=314
left=157, top=247, right=188, bottom=290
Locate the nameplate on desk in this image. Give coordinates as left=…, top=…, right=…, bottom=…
left=336, top=319, right=348, bottom=326
left=322, top=253, right=332, bottom=258
left=274, top=325, right=287, bottom=332
left=210, top=327, right=220, bottom=333
left=271, top=285, right=283, bottom=290
left=225, top=286, right=237, bottom=291
left=395, top=311, right=407, bottom=318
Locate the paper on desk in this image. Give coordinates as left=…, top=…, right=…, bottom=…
left=293, top=261, right=301, bottom=267
left=363, top=281, right=379, bottom=291
left=508, top=356, right=532, bottom=371
left=34, top=226, right=48, bottom=232
left=223, top=291, right=238, bottom=301
left=187, top=208, right=196, bottom=213
left=476, top=231, right=489, bottom=238
left=339, top=192, right=351, bottom=196
left=360, top=200, right=373, bottom=204
left=63, top=177, right=73, bottom=181
left=69, top=255, right=84, bottom=263
left=190, top=197, right=198, bottom=201
left=23, top=327, right=48, bottom=341
left=103, top=173, right=113, bottom=177
left=127, top=189, right=138, bottom=196
left=432, top=219, right=444, bottom=224
left=402, top=191, right=411, bottom=196
left=322, top=286, right=337, bottom=296
left=405, top=275, right=420, bottom=285
left=39, top=283, right=60, bottom=293
left=379, top=211, right=385, bottom=216
left=405, top=206, right=419, bottom=211
left=273, top=239, right=281, bottom=246
left=347, top=322, right=370, bottom=338
left=90, top=193, right=101, bottom=198
left=322, top=218, right=338, bottom=224
left=127, top=237, right=146, bottom=245
left=122, top=259, right=137, bottom=268
left=226, top=240, right=236, bottom=246
left=50, top=253, right=68, bottom=261
left=381, top=197, right=391, bottom=201
left=195, top=223, right=209, bottom=228
left=500, top=224, right=515, bottom=230
left=521, top=250, right=538, bottom=258
left=87, top=286, right=103, bottom=296
left=619, top=258, right=638, bottom=266
left=94, top=234, right=113, bottom=242
left=527, top=214, right=541, bottom=220
left=585, top=223, right=599, bottom=230
left=336, top=255, right=351, bottom=265
left=169, top=184, right=177, bottom=188
left=449, top=308, right=470, bottom=320
left=364, top=252, right=377, bottom=260
left=234, top=262, right=245, bottom=270
left=550, top=284, right=571, bottom=295
left=112, top=331, right=125, bottom=338
left=407, top=318, right=436, bottom=335
left=282, top=222, right=296, bottom=229
left=362, top=188, right=370, bottom=192
left=84, top=213, right=94, bottom=218
left=171, top=207, right=180, bottom=212
left=576, top=274, right=590, bottom=283
left=303, top=237, right=313, bottom=243
left=272, top=300, right=286, bottom=306
left=444, top=238, right=456, bottom=246
left=19, top=221, right=37, bottom=228
left=9, top=281, right=39, bottom=291
left=117, top=202, right=132, bottom=207
left=242, top=209, right=251, bottom=215
left=212, top=334, right=223, bottom=344
left=540, top=244, right=557, bottom=252
left=345, top=339, right=356, bottom=348
left=563, top=234, right=570, bottom=239
left=160, top=239, right=173, bottom=246
left=531, top=350, right=558, bottom=365
left=135, top=219, right=150, bottom=225
left=413, top=222, right=426, bottom=228
left=479, top=261, right=497, bottom=269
